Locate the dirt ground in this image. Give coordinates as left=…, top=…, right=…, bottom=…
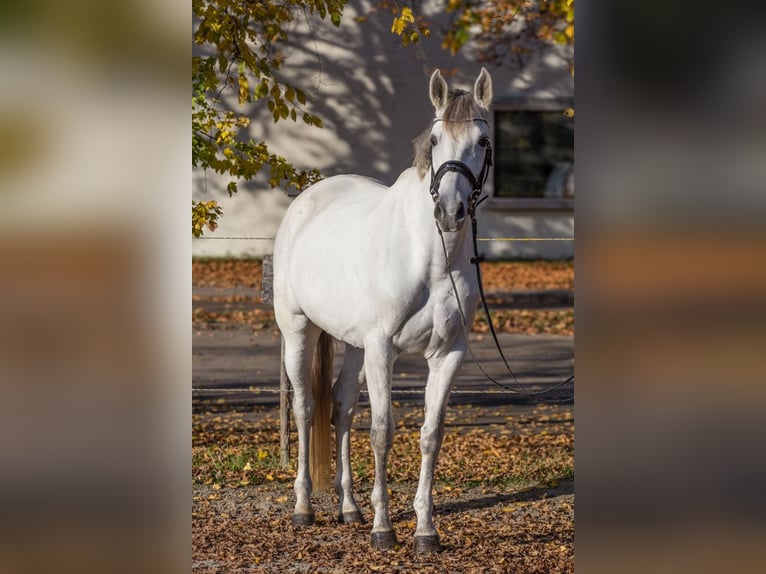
left=192, top=481, right=573, bottom=573
left=192, top=403, right=574, bottom=573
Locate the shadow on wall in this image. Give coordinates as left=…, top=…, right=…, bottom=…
left=194, top=0, right=573, bottom=194
left=192, top=0, right=574, bottom=257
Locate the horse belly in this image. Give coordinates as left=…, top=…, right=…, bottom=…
left=281, top=206, right=384, bottom=346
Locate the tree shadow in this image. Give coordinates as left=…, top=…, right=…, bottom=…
left=193, top=1, right=574, bottom=199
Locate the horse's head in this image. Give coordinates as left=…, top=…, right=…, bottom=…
left=422, top=68, right=493, bottom=232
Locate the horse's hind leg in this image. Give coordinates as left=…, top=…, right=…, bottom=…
left=333, top=345, right=365, bottom=524
left=282, top=318, right=321, bottom=526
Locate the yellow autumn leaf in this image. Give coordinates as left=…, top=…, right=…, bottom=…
left=238, top=74, right=249, bottom=104
left=257, top=449, right=268, bottom=459
left=266, top=473, right=275, bottom=481
left=276, top=495, right=288, bottom=503
left=390, top=7, right=414, bottom=35
left=565, top=24, right=574, bottom=39
left=242, top=461, right=253, bottom=471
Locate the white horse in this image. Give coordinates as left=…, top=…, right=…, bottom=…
left=273, top=68, right=493, bottom=553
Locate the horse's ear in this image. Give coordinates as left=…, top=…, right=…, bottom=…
left=429, top=69, right=448, bottom=112
left=474, top=67, right=493, bottom=109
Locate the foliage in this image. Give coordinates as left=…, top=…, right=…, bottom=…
left=192, top=1, right=348, bottom=236
left=380, top=1, right=574, bottom=70
left=192, top=200, right=224, bottom=238
left=441, top=0, right=574, bottom=63
left=389, top=6, right=431, bottom=46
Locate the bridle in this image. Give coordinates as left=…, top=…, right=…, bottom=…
left=430, top=117, right=574, bottom=403
left=428, top=117, right=493, bottom=216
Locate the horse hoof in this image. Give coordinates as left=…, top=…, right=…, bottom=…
left=414, top=535, right=443, bottom=554
left=291, top=513, right=315, bottom=527
left=370, top=531, right=397, bottom=550
left=338, top=510, right=366, bottom=524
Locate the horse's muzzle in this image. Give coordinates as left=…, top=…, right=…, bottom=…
left=434, top=200, right=467, bottom=232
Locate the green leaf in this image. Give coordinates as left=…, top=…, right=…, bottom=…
left=255, top=81, right=269, bottom=99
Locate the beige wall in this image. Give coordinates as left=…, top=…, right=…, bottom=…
left=192, top=0, right=573, bottom=259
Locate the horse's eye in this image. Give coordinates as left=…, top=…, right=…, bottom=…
left=430, top=135, right=438, bottom=147
left=478, top=136, right=490, bottom=148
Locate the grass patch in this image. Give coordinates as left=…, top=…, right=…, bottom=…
left=193, top=406, right=573, bottom=491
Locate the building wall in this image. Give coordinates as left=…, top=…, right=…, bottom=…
left=192, top=0, right=574, bottom=259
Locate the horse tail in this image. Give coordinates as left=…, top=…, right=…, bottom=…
left=310, top=331, right=334, bottom=491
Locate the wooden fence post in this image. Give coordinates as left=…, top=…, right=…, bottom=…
left=262, top=255, right=290, bottom=469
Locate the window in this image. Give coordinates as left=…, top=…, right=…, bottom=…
left=490, top=101, right=574, bottom=208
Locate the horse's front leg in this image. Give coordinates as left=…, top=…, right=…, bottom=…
left=364, top=336, right=397, bottom=550
left=413, top=338, right=467, bottom=553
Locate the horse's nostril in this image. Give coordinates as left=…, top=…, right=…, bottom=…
left=456, top=203, right=466, bottom=221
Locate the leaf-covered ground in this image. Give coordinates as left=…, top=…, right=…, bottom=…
left=192, top=404, right=574, bottom=573
left=192, top=259, right=574, bottom=336
left=192, top=259, right=574, bottom=291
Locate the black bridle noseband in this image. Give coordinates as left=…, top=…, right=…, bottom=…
left=428, top=118, right=493, bottom=216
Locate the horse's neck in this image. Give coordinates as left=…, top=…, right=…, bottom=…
left=390, top=168, right=473, bottom=276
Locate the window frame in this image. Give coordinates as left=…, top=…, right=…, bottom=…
left=485, top=97, right=575, bottom=210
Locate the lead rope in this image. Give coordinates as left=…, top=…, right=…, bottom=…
left=436, top=209, right=574, bottom=403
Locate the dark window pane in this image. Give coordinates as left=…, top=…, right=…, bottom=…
left=494, top=110, right=574, bottom=199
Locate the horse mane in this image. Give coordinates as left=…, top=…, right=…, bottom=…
left=412, top=89, right=484, bottom=178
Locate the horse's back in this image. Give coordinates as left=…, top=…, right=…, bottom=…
left=278, top=175, right=386, bottom=239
